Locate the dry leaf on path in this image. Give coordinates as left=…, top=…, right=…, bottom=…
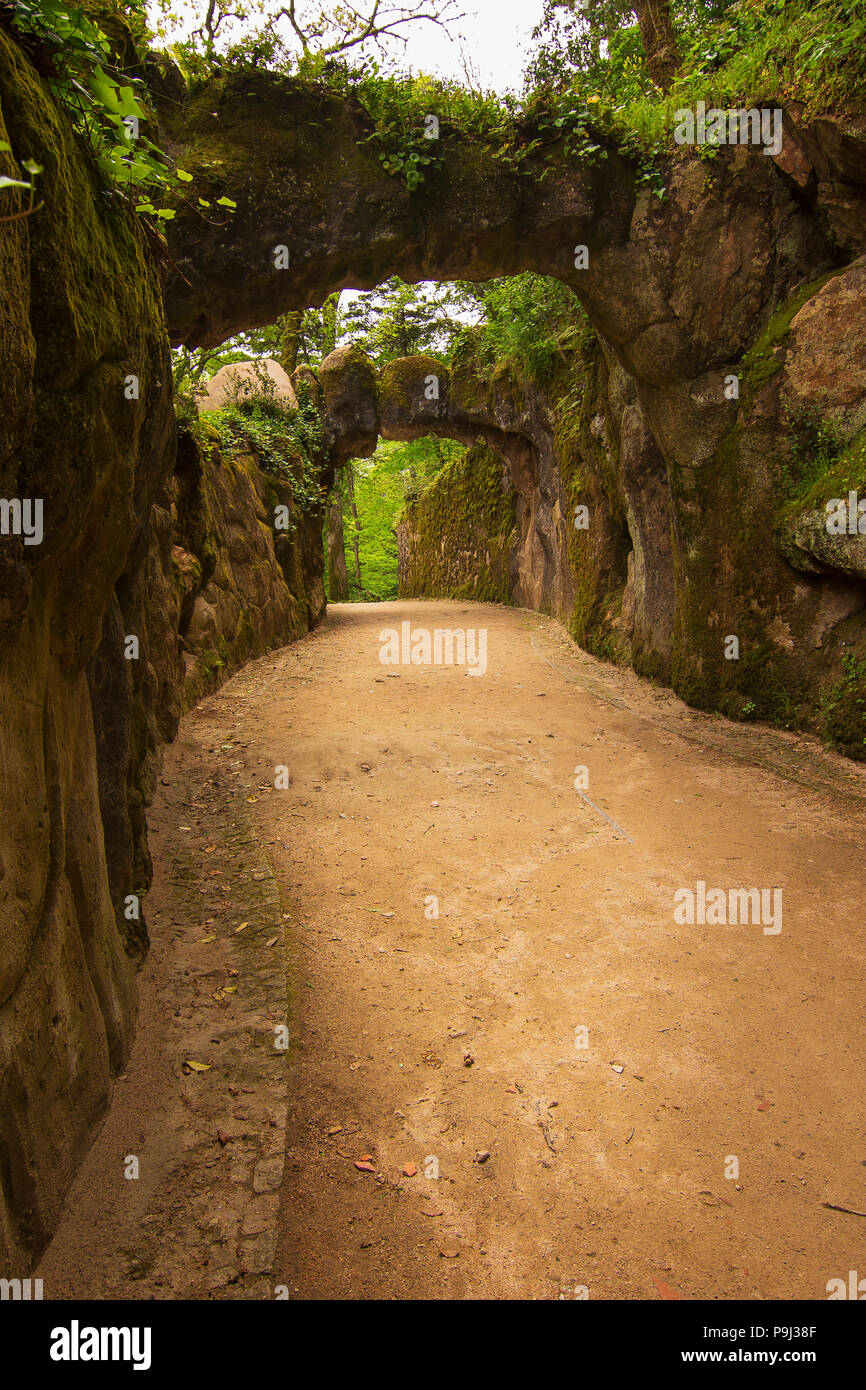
left=652, top=1277, right=683, bottom=1300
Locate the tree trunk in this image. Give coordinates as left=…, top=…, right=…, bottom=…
left=322, top=294, right=339, bottom=357
left=327, top=490, right=349, bottom=601
left=280, top=311, right=302, bottom=375
left=345, top=464, right=362, bottom=592
left=633, top=0, right=680, bottom=93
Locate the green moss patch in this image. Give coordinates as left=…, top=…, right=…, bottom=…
left=399, top=439, right=516, bottom=603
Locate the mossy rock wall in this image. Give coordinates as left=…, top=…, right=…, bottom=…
left=398, top=442, right=516, bottom=603
left=0, top=31, right=173, bottom=1270
left=0, top=36, right=328, bottom=1271
left=166, top=428, right=324, bottom=709
left=385, top=269, right=866, bottom=758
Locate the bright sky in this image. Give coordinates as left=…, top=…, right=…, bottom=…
left=151, top=0, right=547, bottom=95
left=395, top=0, right=545, bottom=93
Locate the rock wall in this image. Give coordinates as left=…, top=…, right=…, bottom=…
left=397, top=441, right=516, bottom=603
left=0, top=31, right=174, bottom=1269
left=158, top=61, right=866, bottom=755
left=2, top=22, right=866, bottom=1276
left=0, top=33, right=325, bottom=1270
left=379, top=284, right=865, bottom=752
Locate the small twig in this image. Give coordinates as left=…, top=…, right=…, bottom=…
left=535, top=1102, right=557, bottom=1154
left=823, top=1201, right=866, bottom=1217
left=0, top=200, right=44, bottom=224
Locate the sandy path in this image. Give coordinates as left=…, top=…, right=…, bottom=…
left=241, top=600, right=866, bottom=1300
left=38, top=599, right=866, bottom=1300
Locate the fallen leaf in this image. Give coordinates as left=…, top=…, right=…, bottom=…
left=652, top=1277, right=683, bottom=1300
left=235, top=921, right=249, bottom=933
left=196, top=934, right=217, bottom=944
left=354, top=1161, right=375, bottom=1173
left=757, top=1101, right=772, bottom=1111
left=439, top=1247, right=460, bottom=1258
left=183, top=1059, right=212, bottom=1073
left=402, top=1162, right=417, bottom=1177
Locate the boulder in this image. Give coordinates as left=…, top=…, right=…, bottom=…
left=198, top=358, right=298, bottom=413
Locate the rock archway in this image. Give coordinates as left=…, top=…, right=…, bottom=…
left=157, top=61, right=866, bottom=714
left=2, top=30, right=866, bottom=1272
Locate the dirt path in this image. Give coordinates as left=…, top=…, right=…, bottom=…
left=40, top=600, right=866, bottom=1299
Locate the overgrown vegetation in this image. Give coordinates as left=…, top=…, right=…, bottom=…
left=452, top=274, right=591, bottom=385
left=822, top=650, right=866, bottom=757
left=528, top=0, right=866, bottom=143
left=149, top=0, right=866, bottom=200
left=780, top=414, right=866, bottom=512
left=2, top=0, right=177, bottom=205
left=195, top=375, right=327, bottom=513
left=7, top=0, right=863, bottom=232
left=333, top=436, right=463, bottom=601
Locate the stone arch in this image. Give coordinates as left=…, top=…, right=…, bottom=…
left=156, top=64, right=866, bottom=708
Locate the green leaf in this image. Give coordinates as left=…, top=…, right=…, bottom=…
left=0, top=175, right=31, bottom=189
left=21, top=159, right=43, bottom=176
left=176, top=168, right=193, bottom=182
left=215, top=195, right=237, bottom=208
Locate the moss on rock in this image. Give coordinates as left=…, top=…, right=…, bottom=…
left=398, top=439, right=516, bottom=602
